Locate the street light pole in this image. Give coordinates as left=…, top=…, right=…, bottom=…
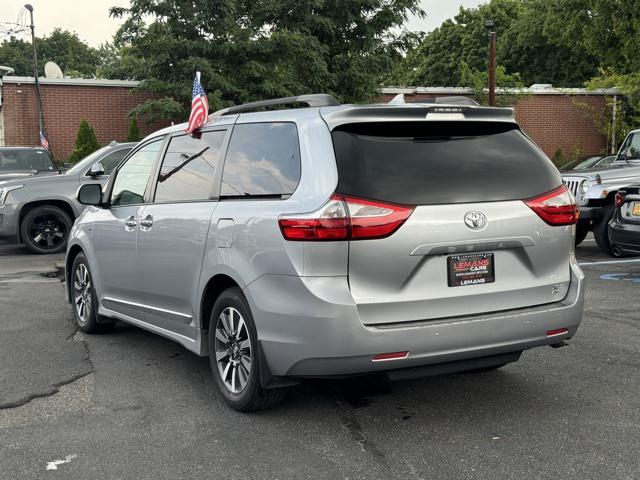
left=485, top=19, right=497, bottom=107
left=24, top=4, right=46, bottom=142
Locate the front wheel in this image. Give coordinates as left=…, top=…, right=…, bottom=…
left=70, top=253, right=114, bottom=333
left=575, top=223, right=589, bottom=246
left=208, top=287, right=284, bottom=412
left=20, top=205, right=72, bottom=254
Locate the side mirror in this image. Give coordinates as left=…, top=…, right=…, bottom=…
left=89, top=161, right=105, bottom=177
left=78, top=184, right=103, bottom=206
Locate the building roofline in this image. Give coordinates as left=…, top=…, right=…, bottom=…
left=0, top=76, right=141, bottom=88
left=382, top=86, right=621, bottom=96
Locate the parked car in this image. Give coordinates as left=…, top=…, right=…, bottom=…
left=66, top=94, right=584, bottom=412
left=562, top=129, right=640, bottom=253
left=608, top=185, right=640, bottom=256
left=0, top=146, right=59, bottom=182
left=0, top=142, right=135, bottom=254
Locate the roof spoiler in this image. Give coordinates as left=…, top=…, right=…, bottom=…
left=210, top=94, right=340, bottom=118
left=322, top=104, right=515, bottom=130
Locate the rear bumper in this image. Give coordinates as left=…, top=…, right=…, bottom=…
left=609, top=218, right=640, bottom=255
left=245, top=262, right=585, bottom=377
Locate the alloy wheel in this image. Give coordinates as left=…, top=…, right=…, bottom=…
left=214, top=307, right=252, bottom=394
left=29, top=213, right=67, bottom=250
left=73, top=264, right=92, bottom=324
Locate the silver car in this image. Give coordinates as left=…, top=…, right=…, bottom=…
left=0, top=142, right=135, bottom=253
left=66, top=95, right=584, bottom=411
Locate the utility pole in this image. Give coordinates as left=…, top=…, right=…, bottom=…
left=24, top=4, right=47, bottom=147
left=485, top=19, right=497, bottom=107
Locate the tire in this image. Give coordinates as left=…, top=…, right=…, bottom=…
left=70, top=253, right=114, bottom=333
left=20, top=205, right=72, bottom=254
left=208, top=287, right=284, bottom=412
left=574, top=223, right=589, bottom=246
left=593, top=203, right=619, bottom=257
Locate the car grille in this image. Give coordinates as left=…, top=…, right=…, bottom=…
left=563, top=178, right=580, bottom=196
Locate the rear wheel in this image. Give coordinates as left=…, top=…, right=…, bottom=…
left=208, top=287, right=284, bottom=412
left=20, top=205, right=72, bottom=254
left=593, top=203, right=620, bottom=256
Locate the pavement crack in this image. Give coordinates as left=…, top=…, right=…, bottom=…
left=0, top=370, right=94, bottom=410
left=335, top=399, right=391, bottom=474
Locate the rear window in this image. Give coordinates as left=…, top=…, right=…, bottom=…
left=331, top=122, right=561, bottom=205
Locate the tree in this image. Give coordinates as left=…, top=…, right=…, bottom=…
left=126, top=118, right=141, bottom=142
left=389, top=0, right=598, bottom=88
left=0, top=29, right=101, bottom=78
left=460, top=63, right=528, bottom=106
left=104, top=0, right=424, bottom=122
left=68, top=120, right=101, bottom=162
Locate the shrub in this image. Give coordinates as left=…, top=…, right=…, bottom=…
left=67, top=120, right=100, bottom=162
left=126, top=118, right=141, bottom=142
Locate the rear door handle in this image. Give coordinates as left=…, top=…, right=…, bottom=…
left=139, top=215, right=153, bottom=231
left=124, top=216, right=137, bottom=231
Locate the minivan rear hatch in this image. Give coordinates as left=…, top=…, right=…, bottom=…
left=330, top=120, right=572, bottom=326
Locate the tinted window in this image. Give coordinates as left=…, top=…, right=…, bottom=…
left=65, top=146, right=111, bottom=175
left=0, top=149, right=55, bottom=172
left=102, top=148, right=132, bottom=174
left=332, top=122, right=561, bottom=205
left=155, top=131, right=226, bottom=203
left=111, top=140, right=162, bottom=207
left=221, top=123, right=301, bottom=197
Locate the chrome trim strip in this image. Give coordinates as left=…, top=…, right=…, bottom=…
left=102, top=296, right=193, bottom=322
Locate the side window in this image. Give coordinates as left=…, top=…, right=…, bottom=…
left=154, top=130, right=226, bottom=203
left=111, top=140, right=162, bottom=207
left=101, top=149, right=131, bottom=175
left=220, top=123, right=301, bottom=197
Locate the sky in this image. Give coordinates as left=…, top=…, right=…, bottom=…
left=2, top=0, right=485, bottom=47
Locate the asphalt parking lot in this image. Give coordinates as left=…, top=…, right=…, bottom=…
left=1, top=238, right=639, bottom=480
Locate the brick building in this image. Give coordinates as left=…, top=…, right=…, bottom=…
left=0, top=76, right=619, bottom=163
left=0, top=76, right=168, bottom=161
left=381, top=86, right=620, bottom=159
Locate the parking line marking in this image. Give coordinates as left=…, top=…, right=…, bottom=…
left=579, top=259, right=640, bottom=266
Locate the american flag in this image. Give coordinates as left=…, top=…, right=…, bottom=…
left=39, top=131, right=50, bottom=150
left=185, top=72, right=209, bottom=134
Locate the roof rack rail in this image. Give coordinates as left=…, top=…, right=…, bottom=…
left=211, top=94, right=340, bottom=118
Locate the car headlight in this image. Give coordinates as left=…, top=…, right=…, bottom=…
left=580, top=180, right=589, bottom=195
left=0, top=185, right=23, bottom=206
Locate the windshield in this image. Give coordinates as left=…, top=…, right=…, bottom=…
left=617, top=132, right=640, bottom=161
left=0, top=149, right=57, bottom=172
left=572, top=156, right=603, bottom=170
left=65, top=146, right=111, bottom=175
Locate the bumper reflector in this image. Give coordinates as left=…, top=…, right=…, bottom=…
left=546, top=328, right=568, bottom=337
left=372, top=351, right=409, bottom=362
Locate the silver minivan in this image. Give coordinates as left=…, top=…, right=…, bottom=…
left=66, top=95, right=584, bottom=411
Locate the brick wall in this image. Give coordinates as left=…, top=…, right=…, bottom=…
left=1, top=81, right=169, bottom=161
left=379, top=93, right=611, bottom=159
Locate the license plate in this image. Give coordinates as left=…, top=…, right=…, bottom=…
left=447, top=253, right=495, bottom=287
left=632, top=203, right=640, bottom=216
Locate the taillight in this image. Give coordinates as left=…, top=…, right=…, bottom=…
left=615, top=191, right=626, bottom=207
left=524, top=185, right=578, bottom=226
left=279, top=194, right=415, bottom=241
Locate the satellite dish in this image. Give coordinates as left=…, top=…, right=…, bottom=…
left=44, top=62, right=64, bottom=79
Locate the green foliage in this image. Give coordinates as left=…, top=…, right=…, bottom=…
left=126, top=118, right=141, bottom=142
left=460, top=63, right=527, bottom=106
left=68, top=120, right=101, bottom=162
left=0, top=29, right=101, bottom=78
left=103, top=0, right=424, bottom=121
left=390, top=0, right=598, bottom=88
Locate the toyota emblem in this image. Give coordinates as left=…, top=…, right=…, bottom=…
left=464, top=211, right=487, bottom=230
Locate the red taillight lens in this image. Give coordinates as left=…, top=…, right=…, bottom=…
left=279, top=194, right=415, bottom=241
left=546, top=328, right=568, bottom=337
left=524, top=185, right=578, bottom=226
left=615, top=192, right=626, bottom=207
